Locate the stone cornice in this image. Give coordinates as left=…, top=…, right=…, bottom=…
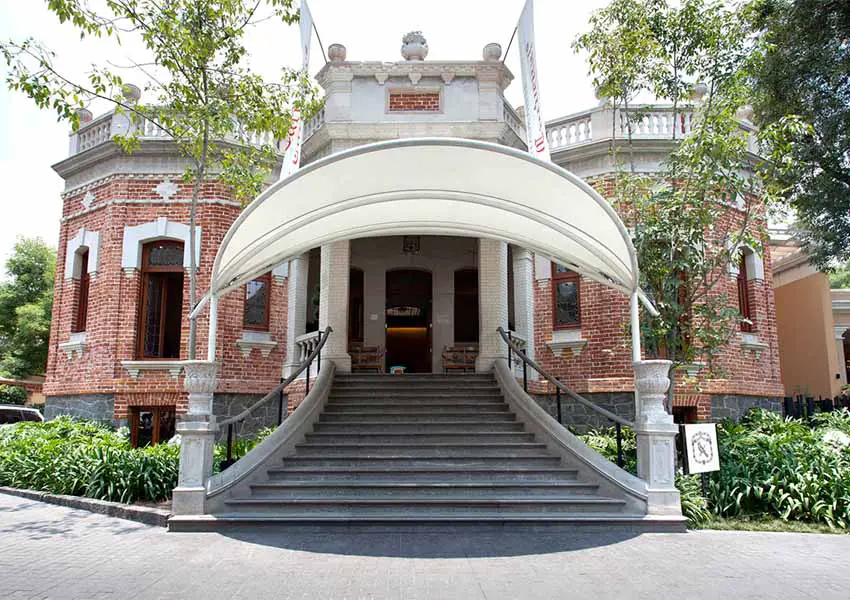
left=316, top=61, right=514, bottom=91
left=60, top=196, right=241, bottom=223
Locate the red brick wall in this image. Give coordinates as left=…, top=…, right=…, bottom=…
left=388, top=92, right=440, bottom=112
left=45, top=176, right=288, bottom=418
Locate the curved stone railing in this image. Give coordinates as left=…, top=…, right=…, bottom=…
left=202, top=361, right=336, bottom=513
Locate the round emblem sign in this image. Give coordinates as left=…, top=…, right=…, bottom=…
left=691, top=431, right=714, bottom=466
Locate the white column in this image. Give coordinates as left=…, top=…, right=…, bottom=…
left=835, top=327, right=848, bottom=388
left=171, top=360, right=219, bottom=516
left=319, top=240, right=351, bottom=372
left=476, top=238, right=508, bottom=372
left=283, top=253, right=310, bottom=377
left=512, top=247, right=535, bottom=362
left=633, top=359, right=682, bottom=516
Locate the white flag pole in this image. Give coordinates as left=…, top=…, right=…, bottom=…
left=516, top=0, right=551, bottom=162
left=279, top=0, right=314, bottom=180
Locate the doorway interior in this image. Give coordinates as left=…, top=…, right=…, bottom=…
left=385, top=269, right=432, bottom=373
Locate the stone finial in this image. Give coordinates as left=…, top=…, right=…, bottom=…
left=736, top=104, right=754, bottom=123
left=483, top=42, right=502, bottom=62
left=122, top=83, right=141, bottom=103
left=690, top=82, right=708, bottom=103
left=328, top=43, right=347, bottom=63
left=401, top=31, right=428, bottom=61
left=76, top=108, right=93, bottom=124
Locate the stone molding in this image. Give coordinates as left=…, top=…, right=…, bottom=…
left=740, top=332, right=768, bottom=359
left=121, top=217, right=201, bottom=270
left=546, top=329, right=588, bottom=358
left=121, top=360, right=184, bottom=379
left=64, top=228, right=100, bottom=280
left=727, top=242, right=765, bottom=281
left=58, top=332, right=87, bottom=359
left=235, top=331, right=278, bottom=358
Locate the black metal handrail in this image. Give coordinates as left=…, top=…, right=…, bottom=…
left=497, top=326, right=631, bottom=468
left=218, top=326, right=333, bottom=470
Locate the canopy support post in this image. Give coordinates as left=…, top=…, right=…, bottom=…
left=630, top=291, right=641, bottom=363
left=207, top=295, right=218, bottom=362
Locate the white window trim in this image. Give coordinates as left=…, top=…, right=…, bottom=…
left=58, top=331, right=87, bottom=359
left=728, top=242, right=765, bottom=281
left=236, top=330, right=278, bottom=358
left=121, top=217, right=201, bottom=270
left=64, top=228, right=100, bottom=280
left=121, top=360, right=184, bottom=379
left=546, top=329, right=588, bottom=358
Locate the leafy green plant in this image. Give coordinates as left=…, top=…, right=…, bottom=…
left=580, top=426, right=637, bottom=475
left=676, top=473, right=712, bottom=527
left=0, top=384, right=28, bottom=405
left=0, top=417, right=178, bottom=503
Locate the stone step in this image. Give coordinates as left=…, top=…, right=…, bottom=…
left=292, top=442, right=551, bottom=458
left=322, top=402, right=509, bottom=413
left=278, top=456, right=562, bottom=468
left=329, top=391, right=504, bottom=399
left=331, top=384, right=502, bottom=392
left=311, top=421, right=526, bottom=433
left=265, top=466, right=579, bottom=482
left=326, top=397, right=507, bottom=405
left=247, top=481, right=601, bottom=498
left=224, top=496, right=627, bottom=515
left=336, top=375, right=493, bottom=382
left=319, top=412, right=518, bottom=423
left=304, top=431, right=535, bottom=444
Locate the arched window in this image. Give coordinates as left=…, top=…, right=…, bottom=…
left=244, top=272, right=271, bottom=331
left=737, top=251, right=753, bottom=332
left=72, top=249, right=90, bottom=333
left=137, top=240, right=184, bottom=359
left=552, top=263, right=581, bottom=329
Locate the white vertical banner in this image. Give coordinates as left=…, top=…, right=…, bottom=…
left=280, top=0, right=313, bottom=179
left=517, top=0, right=550, bottom=162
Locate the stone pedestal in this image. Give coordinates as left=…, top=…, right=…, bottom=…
left=476, top=239, right=508, bottom=372
left=171, top=360, right=219, bottom=516
left=633, top=359, right=682, bottom=515
left=318, top=240, right=351, bottom=372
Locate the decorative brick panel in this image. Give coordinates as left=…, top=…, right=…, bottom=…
left=388, top=92, right=440, bottom=112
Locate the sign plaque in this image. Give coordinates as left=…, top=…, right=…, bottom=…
left=681, top=423, right=720, bottom=475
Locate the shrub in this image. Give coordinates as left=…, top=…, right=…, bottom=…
left=0, top=417, right=178, bottom=503
left=707, top=409, right=850, bottom=529
left=579, top=426, right=637, bottom=474
left=0, top=384, right=28, bottom=405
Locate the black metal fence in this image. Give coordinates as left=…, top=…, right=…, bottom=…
left=782, top=394, right=850, bottom=421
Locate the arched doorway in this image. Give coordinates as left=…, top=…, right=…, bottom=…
left=385, top=269, right=432, bottom=373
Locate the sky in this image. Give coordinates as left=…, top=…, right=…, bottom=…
left=0, top=0, right=609, bottom=270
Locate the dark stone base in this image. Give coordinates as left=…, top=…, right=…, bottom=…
left=530, top=392, right=635, bottom=434
left=44, top=394, right=115, bottom=426
left=213, top=393, right=281, bottom=441
left=710, top=395, right=783, bottom=422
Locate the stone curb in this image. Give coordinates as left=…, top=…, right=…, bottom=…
left=0, top=486, right=170, bottom=527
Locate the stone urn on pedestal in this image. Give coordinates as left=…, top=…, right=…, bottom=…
left=401, top=31, right=428, bottom=61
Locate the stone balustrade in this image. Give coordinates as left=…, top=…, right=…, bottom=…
left=68, top=109, right=284, bottom=156
left=303, top=107, right=325, bottom=142
left=547, top=104, right=758, bottom=153
left=502, top=99, right=526, bottom=143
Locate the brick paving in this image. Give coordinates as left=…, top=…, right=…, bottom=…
left=1, top=493, right=848, bottom=600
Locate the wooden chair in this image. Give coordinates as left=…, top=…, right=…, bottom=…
left=441, top=344, right=479, bottom=373
left=349, top=343, right=385, bottom=373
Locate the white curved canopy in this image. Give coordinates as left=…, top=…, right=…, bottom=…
left=207, top=138, right=643, bottom=301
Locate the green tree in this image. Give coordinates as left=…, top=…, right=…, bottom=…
left=575, top=0, right=773, bottom=401
left=2, top=0, right=322, bottom=358
left=750, top=0, right=850, bottom=269
left=829, top=261, right=850, bottom=289
left=0, top=238, right=56, bottom=377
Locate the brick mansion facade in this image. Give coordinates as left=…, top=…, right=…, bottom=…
left=42, top=40, right=783, bottom=446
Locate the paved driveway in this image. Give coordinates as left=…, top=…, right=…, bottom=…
left=1, top=493, right=848, bottom=599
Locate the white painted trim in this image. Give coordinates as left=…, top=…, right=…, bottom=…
left=271, top=261, right=289, bottom=281
left=235, top=331, right=278, bottom=358
left=121, top=360, right=184, bottom=379
left=58, top=332, right=87, bottom=359
left=546, top=329, right=588, bottom=358
left=728, top=242, right=765, bottom=281
left=121, top=217, right=201, bottom=270
left=64, top=228, right=100, bottom=280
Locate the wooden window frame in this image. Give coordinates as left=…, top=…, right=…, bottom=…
left=129, top=406, right=176, bottom=447
left=551, top=263, right=581, bottom=330
left=72, top=249, right=90, bottom=333
left=136, top=241, right=185, bottom=359
left=243, top=272, right=272, bottom=331
left=737, top=252, right=753, bottom=333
